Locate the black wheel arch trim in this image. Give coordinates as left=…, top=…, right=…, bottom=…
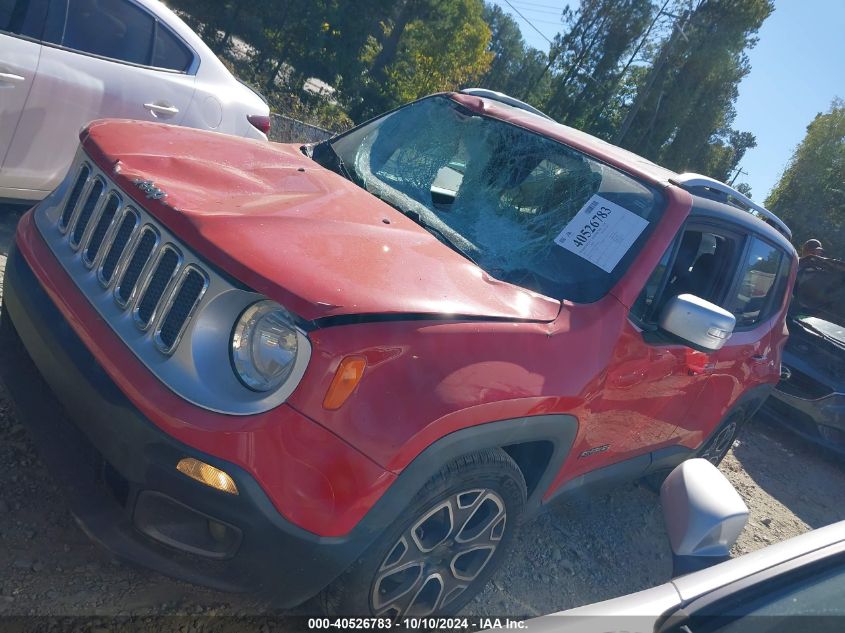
left=362, top=415, right=578, bottom=529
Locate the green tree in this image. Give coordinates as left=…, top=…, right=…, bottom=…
left=348, top=0, right=492, bottom=120
left=617, top=0, right=772, bottom=177
left=543, top=0, right=654, bottom=137
left=766, top=100, right=845, bottom=256
left=479, top=4, right=552, bottom=104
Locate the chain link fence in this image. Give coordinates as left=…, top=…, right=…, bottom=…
left=269, top=113, right=335, bottom=143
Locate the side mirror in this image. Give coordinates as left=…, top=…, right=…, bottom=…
left=660, top=458, right=748, bottom=576
left=659, top=294, right=736, bottom=351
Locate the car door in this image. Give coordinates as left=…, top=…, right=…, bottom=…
left=0, top=0, right=48, bottom=195
left=612, top=225, right=747, bottom=444
left=2, top=0, right=197, bottom=195
left=551, top=221, right=746, bottom=487
left=674, top=232, right=791, bottom=447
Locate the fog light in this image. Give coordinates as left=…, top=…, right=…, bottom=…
left=176, top=458, right=238, bottom=495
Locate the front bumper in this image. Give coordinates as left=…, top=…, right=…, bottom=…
left=0, top=242, right=367, bottom=605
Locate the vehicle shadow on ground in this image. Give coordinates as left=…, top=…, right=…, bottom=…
left=0, top=205, right=25, bottom=258
left=732, top=413, right=845, bottom=529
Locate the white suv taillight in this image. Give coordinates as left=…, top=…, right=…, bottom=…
left=247, top=115, right=271, bottom=135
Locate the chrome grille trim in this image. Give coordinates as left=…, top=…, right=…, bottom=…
left=82, top=191, right=123, bottom=268
left=47, top=158, right=212, bottom=358
left=67, top=177, right=103, bottom=248
left=58, top=164, right=91, bottom=233
left=133, top=245, right=184, bottom=332
left=99, top=208, right=140, bottom=287
left=114, top=226, right=160, bottom=308
left=71, top=178, right=107, bottom=251
left=154, top=265, right=209, bottom=354
left=33, top=150, right=313, bottom=416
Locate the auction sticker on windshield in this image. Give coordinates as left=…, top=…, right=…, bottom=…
left=554, top=194, right=649, bottom=273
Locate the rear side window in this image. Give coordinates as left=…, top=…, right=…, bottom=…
left=151, top=23, right=192, bottom=71
left=728, top=236, right=787, bottom=327
left=61, top=0, right=154, bottom=65
left=0, top=0, right=48, bottom=37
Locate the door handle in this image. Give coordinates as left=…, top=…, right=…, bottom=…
left=751, top=354, right=768, bottom=362
left=143, top=102, right=180, bottom=117
left=0, top=72, right=25, bottom=84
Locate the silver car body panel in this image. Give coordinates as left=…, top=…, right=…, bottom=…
left=518, top=520, right=845, bottom=632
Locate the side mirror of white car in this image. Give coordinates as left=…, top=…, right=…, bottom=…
left=660, top=458, right=749, bottom=576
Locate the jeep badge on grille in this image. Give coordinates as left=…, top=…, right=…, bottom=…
left=132, top=179, right=167, bottom=200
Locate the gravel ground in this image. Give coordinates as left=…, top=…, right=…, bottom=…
left=1, top=206, right=844, bottom=621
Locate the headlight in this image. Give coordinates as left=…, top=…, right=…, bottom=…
left=231, top=300, right=299, bottom=392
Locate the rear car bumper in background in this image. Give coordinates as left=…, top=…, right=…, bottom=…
left=0, top=242, right=368, bottom=605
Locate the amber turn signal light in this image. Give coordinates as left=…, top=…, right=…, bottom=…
left=323, top=356, right=367, bottom=410
left=176, top=458, right=238, bottom=495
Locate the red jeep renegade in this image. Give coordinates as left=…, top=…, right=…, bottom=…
left=0, top=90, right=796, bottom=617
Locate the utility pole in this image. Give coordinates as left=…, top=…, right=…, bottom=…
left=729, top=166, right=748, bottom=186
left=613, top=9, right=690, bottom=146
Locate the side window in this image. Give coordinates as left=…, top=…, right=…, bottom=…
left=728, top=237, right=786, bottom=328
left=663, top=229, right=738, bottom=307
left=632, top=225, right=740, bottom=326
left=151, top=23, right=192, bottom=71
left=630, top=241, right=674, bottom=324
left=60, top=0, right=154, bottom=66
left=0, top=0, right=48, bottom=38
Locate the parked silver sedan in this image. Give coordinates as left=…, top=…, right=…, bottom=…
left=517, top=459, right=845, bottom=632
left=1, top=0, right=269, bottom=203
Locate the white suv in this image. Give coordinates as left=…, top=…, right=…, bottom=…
left=0, top=0, right=270, bottom=202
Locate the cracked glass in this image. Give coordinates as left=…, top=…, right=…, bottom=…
left=329, top=96, right=665, bottom=303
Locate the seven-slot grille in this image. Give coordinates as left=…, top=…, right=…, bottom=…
left=57, top=163, right=208, bottom=355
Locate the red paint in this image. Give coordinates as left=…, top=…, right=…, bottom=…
left=15, top=93, right=796, bottom=541
left=80, top=120, right=559, bottom=323
left=15, top=212, right=394, bottom=537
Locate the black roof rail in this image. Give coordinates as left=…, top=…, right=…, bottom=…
left=670, top=172, right=792, bottom=240
left=460, top=88, right=554, bottom=121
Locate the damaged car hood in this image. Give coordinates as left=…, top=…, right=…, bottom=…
left=80, top=120, right=561, bottom=323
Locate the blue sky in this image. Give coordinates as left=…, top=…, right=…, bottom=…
left=490, top=0, right=845, bottom=201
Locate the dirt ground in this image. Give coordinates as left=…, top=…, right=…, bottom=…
left=1, top=205, right=844, bottom=620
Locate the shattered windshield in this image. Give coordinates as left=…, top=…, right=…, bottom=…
left=328, top=96, right=665, bottom=303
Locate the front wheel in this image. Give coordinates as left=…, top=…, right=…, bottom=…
left=641, top=413, right=744, bottom=492
left=321, top=449, right=526, bottom=618
left=697, top=414, right=742, bottom=466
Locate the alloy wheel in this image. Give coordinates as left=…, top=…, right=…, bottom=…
left=370, top=488, right=507, bottom=618
left=700, top=420, right=737, bottom=465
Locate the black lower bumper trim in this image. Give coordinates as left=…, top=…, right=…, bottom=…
left=0, top=242, right=367, bottom=605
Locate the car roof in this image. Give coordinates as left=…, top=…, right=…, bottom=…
left=688, top=194, right=797, bottom=255
left=450, top=92, right=680, bottom=185
left=449, top=92, right=794, bottom=249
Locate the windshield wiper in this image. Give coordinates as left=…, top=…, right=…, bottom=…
left=307, top=141, right=352, bottom=181
left=795, top=318, right=845, bottom=351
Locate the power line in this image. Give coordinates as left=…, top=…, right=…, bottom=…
left=508, top=3, right=565, bottom=16
left=499, top=0, right=554, bottom=45
left=509, top=0, right=566, bottom=9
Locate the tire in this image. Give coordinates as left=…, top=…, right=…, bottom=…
left=696, top=412, right=743, bottom=467
left=641, top=412, right=745, bottom=493
left=321, top=448, right=527, bottom=618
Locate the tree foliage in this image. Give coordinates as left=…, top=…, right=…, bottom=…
left=166, top=0, right=777, bottom=194
left=480, top=5, right=552, bottom=103
left=543, top=0, right=654, bottom=136
left=766, top=100, right=845, bottom=256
